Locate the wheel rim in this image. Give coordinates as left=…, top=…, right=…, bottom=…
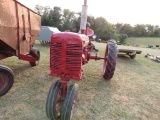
left=103, top=44, right=108, bottom=74
left=54, top=89, right=63, bottom=118
left=0, top=72, right=8, bottom=91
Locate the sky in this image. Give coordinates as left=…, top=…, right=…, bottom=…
left=17, top=0, right=160, bottom=26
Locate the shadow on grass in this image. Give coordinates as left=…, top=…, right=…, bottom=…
left=83, top=76, right=123, bottom=119
left=11, top=64, right=31, bottom=75
left=117, top=54, right=131, bottom=60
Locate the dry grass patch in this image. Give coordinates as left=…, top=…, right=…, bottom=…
left=0, top=41, right=160, bottom=120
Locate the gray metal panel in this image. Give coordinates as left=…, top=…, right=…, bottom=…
left=37, top=26, right=60, bottom=41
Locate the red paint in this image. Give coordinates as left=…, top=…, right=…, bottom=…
left=19, top=54, right=37, bottom=62
left=50, top=32, right=87, bottom=80
left=50, top=32, right=105, bottom=97
left=49, top=0, right=107, bottom=98
left=0, top=54, right=8, bottom=60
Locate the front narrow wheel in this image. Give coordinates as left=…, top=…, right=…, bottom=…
left=0, top=65, right=14, bottom=97
left=61, top=83, right=79, bottom=120
left=46, top=80, right=63, bottom=120
left=103, top=40, right=117, bottom=80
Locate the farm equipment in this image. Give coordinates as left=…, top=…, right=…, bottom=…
left=118, top=49, right=142, bottom=59
left=145, top=53, right=160, bottom=62
left=0, top=0, right=41, bottom=96
left=37, top=26, right=60, bottom=45
left=46, top=0, right=117, bottom=119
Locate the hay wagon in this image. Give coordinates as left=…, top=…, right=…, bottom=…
left=0, top=0, right=41, bottom=96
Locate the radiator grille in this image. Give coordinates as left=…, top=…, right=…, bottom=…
left=66, top=44, right=82, bottom=71
left=50, top=42, right=62, bottom=69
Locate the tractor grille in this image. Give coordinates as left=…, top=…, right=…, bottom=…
left=50, top=42, right=62, bottom=69
left=66, top=44, right=82, bottom=71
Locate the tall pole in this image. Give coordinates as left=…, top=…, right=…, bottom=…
left=84, top=0, right=87, bottom=5
left=80, top=0, right=88, bottom=34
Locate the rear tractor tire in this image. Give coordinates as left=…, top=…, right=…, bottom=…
left=0, top=65, right=14, bottom=97
left=103, top=40, right=117, bottom=80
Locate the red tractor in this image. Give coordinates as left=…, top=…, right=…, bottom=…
left=46, top=1, right=117, bottom=120
left=46, top=28, right=117, bottom=120
left=0, top=0, right=41, bottom=97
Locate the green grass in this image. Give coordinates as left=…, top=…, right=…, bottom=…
left=0, top=41, right=160, bottom=120
left=125, top=37, right=160, bottom=47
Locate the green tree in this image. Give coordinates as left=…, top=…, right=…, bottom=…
left=115, top=23, right=133, bottom=37
left=87, top=15, right=95, bottom=29
left=61, top=9, right=75, bottom=31
left=145, top=24, right=154, bottom=37
left=35, top=5, right=43, bottom=15
left=120, top=24, right=133, bottom=37
left=41, top=6, right=50, bottom=26
left=115, top=23, right=123, bottom=34
left=118, top=34, right=128, bottom=43
left=48, top=6, right=62, bottom=30
left=154, top=25, right=160, bottom=37
left=133, top=24, right=147, bottom=37
left=94, top=17, right=115, bottom=40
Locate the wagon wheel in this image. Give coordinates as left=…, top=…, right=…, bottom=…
left=61, top=83, right=79, bottom=120
left=127, top=51, right=136, bottom=59
left=129, top=54, right=136, bottom=59
left=103, top=40, right=117, bottom=80
left=0, top=65, right=14, bottom=97
left=46, top=80, right=63, bottom=120
left=29, top=49, right=40, bottom=67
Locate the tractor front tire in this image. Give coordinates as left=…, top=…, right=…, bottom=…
left=61, top=83, right=79, bottom=120
left=0, top=65, right=14, bottom=97
left=103, top=40, right=117, bottom=80
left=46, top=80, right=63, bottom=120
left=29, top=49, right=40, bottom=67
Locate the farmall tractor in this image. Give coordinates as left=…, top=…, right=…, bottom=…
left=46, top=1, right=117, bottom=120
left=0, top=0, right=41, bottom=97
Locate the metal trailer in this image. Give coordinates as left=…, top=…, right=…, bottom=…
left=118, top=49, right=142, bottom=59
left=37, top=26, right=60, bottom=45
left=0, top=0, right=41, bottom=96
left=45, top=0, right=117, bottom=119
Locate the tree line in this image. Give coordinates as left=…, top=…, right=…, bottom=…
left=35, top=5, right=160, bottom=43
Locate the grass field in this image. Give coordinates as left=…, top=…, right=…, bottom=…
left=0, top=41, right=160, bottom=120
left=125, top=37, right=160, bottom=47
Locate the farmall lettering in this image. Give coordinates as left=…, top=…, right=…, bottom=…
left=46, top=0, right=117, bottom=120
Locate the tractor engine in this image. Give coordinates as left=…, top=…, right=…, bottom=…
left=50, top=32, right=90, bottom=81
